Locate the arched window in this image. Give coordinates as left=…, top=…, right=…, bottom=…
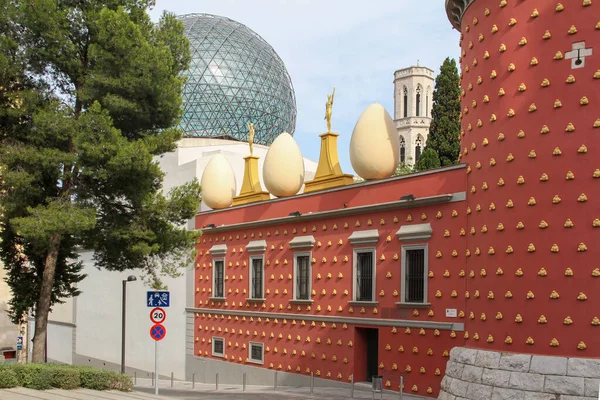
left=416, top=87, right=421, bottom=117
left=403, top=87, right=408, bottom=118
left=426, top=94, right=429, bottom=117
left=400, top=136, right=406, bottom=163
left=415, top=136, right=423, bottom=162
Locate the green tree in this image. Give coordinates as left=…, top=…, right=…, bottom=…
left=393, top=161, right=414, bottom=176
left=414, top=148, right=441, bottom=171
left=425, top=57, right=461, bottom=166
left=0, top=0, right=201, bottom=363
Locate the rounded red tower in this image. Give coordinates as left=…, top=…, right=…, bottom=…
left=441, top=1, right=599, bottom=398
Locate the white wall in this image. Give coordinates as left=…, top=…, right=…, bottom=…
left=0, top=267, right=20, bottom=351
left=47, top=323, right=73, bottom=364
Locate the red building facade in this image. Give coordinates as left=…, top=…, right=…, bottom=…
left=193, top=166, right=467, bottom=396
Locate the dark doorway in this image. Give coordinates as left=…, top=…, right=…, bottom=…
left=365, top=328, right=378, bottom=382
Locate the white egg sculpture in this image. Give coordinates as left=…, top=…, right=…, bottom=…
left=349, top=103, right=399, bottom=180
left=201, top=153, right=236, bottom=209
left=263, top=131, right=305, bottom=197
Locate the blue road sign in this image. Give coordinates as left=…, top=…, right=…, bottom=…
left=147, top=291, right=170, bottom=307
left=16, top=336, right=23, bottom=350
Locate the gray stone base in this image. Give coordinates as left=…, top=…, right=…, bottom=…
left=438, top=347, right=600, bottom=400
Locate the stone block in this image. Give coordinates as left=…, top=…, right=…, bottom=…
left=522, top=394, right=558, bottom=400
left=530, top=356, right=568, bottom=376
left=482, top=368, right=511, bottom=387
left=491, top=387, right=525, bottom=400
left=462, top=365, right=484, bottom=383
left=509, top=371, right=545, bottom=392
left=446, top=361, right=466, bottom=379
left=544, top=376, right=585, bottom=396
left=584, top=378, right=599, bottom=397
left=449, top=376, right=469, bottom=397
left=568, top=358, right=600, bottom=378
left=558, top=396, right=595, bottom=400
left=475, top=350, right=501, bottom=369
left=499, top=353, right=532, bottom=372
left=452, top=347, right=478, bottom=365
left=441, top=376, right=453, bottom=391
left=438, top=391, right=457, bottom=400
left=466, top=382, right=493, bottom=400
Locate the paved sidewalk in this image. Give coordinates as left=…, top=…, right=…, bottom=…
left=134, top=377, right=424, bottom=399
left=0, top=387, right=174, bottom=400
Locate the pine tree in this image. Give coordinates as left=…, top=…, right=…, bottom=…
left=425, top=57, right=461, bottom=166
left=0, top=0, right=201, bottom=363
left=414, top=148, right=441, bottom=171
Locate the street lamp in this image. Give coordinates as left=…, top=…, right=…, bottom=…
left=121, top=275, right=137, bottom=374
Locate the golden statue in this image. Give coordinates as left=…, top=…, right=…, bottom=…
left=247, top=122, right=255, bottom=156
left=324, top=87, right=335, bottom=133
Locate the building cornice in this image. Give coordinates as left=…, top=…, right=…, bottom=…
left=199, top=192, right=466, bottom=233
left=197, top=163, right=467, bottom=217
left=445, top=0, right=475, bottom=30
left=186, top=308, right=464, bottom=331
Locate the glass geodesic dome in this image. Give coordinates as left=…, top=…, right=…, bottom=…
left=178, top=13, right=297, bottom=146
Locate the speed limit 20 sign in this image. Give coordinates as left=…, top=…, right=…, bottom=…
left=150, top=307, right=166, bottom=324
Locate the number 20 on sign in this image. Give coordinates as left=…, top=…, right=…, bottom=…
left=150, top=307, right=166, bottom=324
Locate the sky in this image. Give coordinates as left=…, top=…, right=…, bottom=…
left=149, top=0, right=460, bottom=174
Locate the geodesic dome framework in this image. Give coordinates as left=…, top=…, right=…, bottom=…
left=178, top=13, right=297, bottom=146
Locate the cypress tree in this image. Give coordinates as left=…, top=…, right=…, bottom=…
left=414, top=147, right=441, bottom=171
left=425, top=57, right=461, bottom=166
left=0, top=0, right=201, bottom=362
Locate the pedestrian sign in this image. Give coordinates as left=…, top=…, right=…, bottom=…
left=16, top=336, right=23, bottom=350
left=147, top=291, right=170, bottom=307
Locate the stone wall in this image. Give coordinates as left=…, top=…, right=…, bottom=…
left=439, top=347, right=600, bottom=400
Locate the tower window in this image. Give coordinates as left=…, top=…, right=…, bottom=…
left=416, top=87, right=421, bottom=117
left=400, top=136, right=406, bottom=163
left=403, top=87, right=408, bottom=118
left=426, top=95, right=429, bottom=117
left=415, top=136, right=422, bottom=162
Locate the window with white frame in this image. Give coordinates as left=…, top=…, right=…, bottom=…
left=250, top=256, right=264, bottom=299
left=401, top=244, right=428, bottom=303
left=348, top=229, right=379, bottom=303
left=354, top=249, right=376, bottom=302
left=248, top=342, right=264, bottom=364
left=213, top=259, right=225, bottom=298
left=212, top=337, right=225, bottom=357
left=396, top=223, right=432, bottom=305
left=294, top=253, right=311, bottom=300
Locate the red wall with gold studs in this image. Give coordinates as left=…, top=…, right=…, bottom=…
left=193, top=167, right=470, bottom=397
left=458, top=0, right=600, bottom=356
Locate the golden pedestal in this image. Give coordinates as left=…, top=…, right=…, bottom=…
left=303, top=132, right=354, bottom=193
left=232, top=156, right=271, bottom=206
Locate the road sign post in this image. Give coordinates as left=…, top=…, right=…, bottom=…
left=147, top=291, right=169, bottom=396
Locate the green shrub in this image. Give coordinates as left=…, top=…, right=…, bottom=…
left=48, top=367, right=80, bottom=389
left=1, top=363, right=131, bottom=391
left=0, top=366, right=19, bottom=388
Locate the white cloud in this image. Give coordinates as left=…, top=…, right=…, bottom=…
left=150, top=0, right=460, bottom=174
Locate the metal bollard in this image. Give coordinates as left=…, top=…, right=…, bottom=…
left=170, top=372, right=174, bottom=388
left=192, top=372, right=195, bottom=389
left=274, top=371, right=278, bottom=391
left=216, top=372, right=219, bottom=391
left=243, top=372, right=246, bottom=392
left=351, top=374, right=354, bottom=398
left=151, top=372, right=155, bottom=387
left=310, top=372, right=314, bottom=395
left=399, top=376, right=404, bottom=400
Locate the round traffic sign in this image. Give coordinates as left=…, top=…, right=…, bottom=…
left=150, top=307, right=166, bottom=324
left=150, top=324, right=166, bottom=341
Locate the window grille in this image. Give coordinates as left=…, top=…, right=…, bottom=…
left=213, top=338, right=224, bottom=355
left=251, top=258, right=263, bottom=299
left=250, top=344, right=263, bottom=362
left=356, top=251, right=373, bottom=301
left=296, top=255, right=310, bottom=300
left=405, top=249, right=425, bottom=302
left=214, top=260, right=224, bottom=298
